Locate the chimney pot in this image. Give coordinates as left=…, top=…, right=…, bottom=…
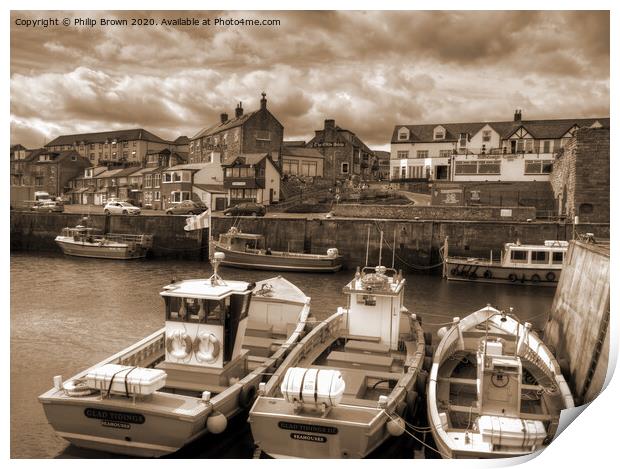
left=260, top=92, right=267, bottom=110
left=235, top=102, right=243, bottom=118
left=514, top=109, right=522, bottom=122
left=220, top=113, right=228, bottom=124
left=324, top=119, right=335, bottom=129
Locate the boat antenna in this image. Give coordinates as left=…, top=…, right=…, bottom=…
left=365, top=225, right=370, bottom=266
left=379, top=229, right=384, bottom=266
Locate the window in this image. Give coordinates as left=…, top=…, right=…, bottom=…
left=145, top=175, right=152, bottom=188
left=416, top=150, right=428, bottom=159
left=482, top=130, right=492, bottom=142
left=392, top=167, right=400, bottom=179
left=133, top=141, right=137, bottom=147
left=552, top=252, right=564, bottom=264
left=434, top=127, right=445, bottom=140
left=341, top=162, right=349, bottom=174
left=459, top=133, right=468, bottom=148
left=398, top=128, right=409, bottom=140
left=477, top=160, right=501, bottom=174
left=543, top=140, right=552, bottom=153
left=454, top=161, right=478, bottom=175
left=255, top=130, right=271, bottom=141
left=439, top=150, right=452, bottom=158
left=154, top=174, right=161, bottom=187
left=283, top=160, right=298, bottom=175
left=163, top=173, right=172, bottom=182
left=90, top=144, right=95, bottom=149
left=123, top=142, right=128, bottom=148
left=154, top=190, right=161, bottom=201
left=122, top=151, right=128, bottom=158
left=510, top=250, right=528, bottom=263
left=516, top=139, right=525, bottom=153
left=397, top=151, right=409, bottom=159
left=531, top=251, right=549, bottom=264
left=301, top=161, right=317, bottom=177
left=525, top=160, right=553, bottom=175
left=89, top=153, right=95, bottom=160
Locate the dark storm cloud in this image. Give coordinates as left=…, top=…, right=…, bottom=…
left=10, top=10, right=609, bottom=148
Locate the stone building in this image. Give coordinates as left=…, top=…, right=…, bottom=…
left=189, top=93, right=284, bottom=165
left=550, top=127, right=610, bottom=223
left=307, top=119, right=374, bottom=184
left=280, top=141, right=325, bottom=178
left=44, top=128, right=182, bottom=166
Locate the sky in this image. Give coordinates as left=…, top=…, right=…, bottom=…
left=10, top=10, right=610, bottom=150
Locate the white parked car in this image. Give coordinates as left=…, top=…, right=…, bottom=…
left=103, top=201, right=141, bottom=215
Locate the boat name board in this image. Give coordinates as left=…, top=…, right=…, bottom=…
left=278, top=421, right=338, bottom=434
left=84, top=408, right=146, bottom=425
left=290, top=433, right=327, bottom=443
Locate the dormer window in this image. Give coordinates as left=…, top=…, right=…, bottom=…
left=398, top=127, right=409, bottom=141
left=433, top=126, right=445, bottom=140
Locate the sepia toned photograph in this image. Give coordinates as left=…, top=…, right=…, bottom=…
left=9, top=5, right=612, bottom=462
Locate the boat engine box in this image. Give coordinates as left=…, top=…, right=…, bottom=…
left=86, top=364, right=167, bottom=397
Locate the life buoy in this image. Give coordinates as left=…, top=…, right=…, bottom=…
left=546, top=272, right=556, bottom=282
left=239, top=384, right=257, bottom=409
left=531, top=274, right=541, bottom=283
left=483, top=270, right=493, bottom=279
left=508, top=273, right=518, bottom=283
left=166, top=330, right=193, bottom=360
left=63, top=378, right=96, bottom=397
left=193, top=332, right=220, bottom=364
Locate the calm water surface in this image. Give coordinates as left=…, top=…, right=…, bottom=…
left=10, top=252, right=556, bottom=458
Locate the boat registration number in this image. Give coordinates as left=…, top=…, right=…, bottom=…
left=84, top=408, right=145, bottom=426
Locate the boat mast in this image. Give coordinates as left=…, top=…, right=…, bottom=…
left=391, top=229, right=396, bottom=269
left=365, top=225, right=370, bottom=266
left=379, top=229, right=384, bottom=266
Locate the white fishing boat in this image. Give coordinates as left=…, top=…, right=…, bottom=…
left=442, top=239, right=568, bottom=286
left=211, top=227, right=343, bottom=272
left=38, top=253, right=310, bottom=457
left=249, top=264, right=428, bottom=458
left=427, top=306, right=574, bottom=458
left=55, top=225, right=153, bottom=260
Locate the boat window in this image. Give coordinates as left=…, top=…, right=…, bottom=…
left=531, top=251, right=549, bottom=264
left=185, top=298, right=205, bottom=323
left=357, top=294, right=377, bottom=306
left=165, top=296, right=183, bottom=321
left=552, top=252, right=564, bottom=264
left=205, top=300, right=226, bottom=325
left=510, top=250, right=528, bottom=263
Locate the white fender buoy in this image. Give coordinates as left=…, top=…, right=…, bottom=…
left=387, top=416, right=405, bottom=436
left=437, top=326, right=448, bottom=339
left=206, top=411, right=227, bottom=434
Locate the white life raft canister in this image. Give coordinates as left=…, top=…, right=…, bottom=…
left=281, top=367, right=346, bottom=407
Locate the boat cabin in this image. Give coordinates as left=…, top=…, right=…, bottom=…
left=159, top=254, right=254, bottom=370
left=342, top=266, right=405, bottom=350
left=502, top=240, right=568, bottom=268
left=218, top=230, right=265, bottom=253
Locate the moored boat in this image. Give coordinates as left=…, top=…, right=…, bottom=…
left=442, top=239, right=568, bottom=286
left=249, top=265, right=427, bottom=458
left=38, top=253, right=311, bottom=457
left=427, top=306, right=574, bottom=458
left=211, top=227, right=343, bottom=272
left=55, top=224, right=153, bottom=260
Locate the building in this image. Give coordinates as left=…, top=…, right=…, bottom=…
left=280, top=141, right=324, bottom=178
left=67, top=166, right=108, bottom=205
left=390, top=112, right=609, bottom=183
left=44, top=128, right=181, bottom=166
left=160, top=157, right=225, bottom=210
left=307, top=119, right=374, bottom=184
left=222, top=153, right=281, bottom=206
left=550, top=127, right=610, bottom=222
left=189, top=93, right=284, bottom=165
left=372, top=150, right=391, bottom=181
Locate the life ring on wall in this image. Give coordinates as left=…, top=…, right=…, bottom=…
left=508, top=273, right=518, bottom=283
left=531, top=274, right=541, bottom=284
left=546, top=272, right=556, bottom=282
left=483, top=270, right=493, bottom=279
left=166, top=330, right=193, bottom=360
left=193, top=332, right=221, bottom=364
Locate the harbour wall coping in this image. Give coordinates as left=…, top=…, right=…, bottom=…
left=332, top=204, right=537, bottom=221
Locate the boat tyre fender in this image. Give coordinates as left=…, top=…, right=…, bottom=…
left=424, top=345, right=434, bottom=358
left=483, top=270, right=493, bottom=279
left=468, top=271, right=478, bottom=279
left=546, top=271, right=556, bottom=282
left=450, top=268, right=458, bottom=276
left=422, top=356, right=432, bottom=373
left=531, top=273, right=541, bottom=284
left=239, top=384, right=257, bottom=409
left=416, top=370, right=429, bottom=395
left=193, top=332, right=220, bottom=364
left=405, top=390, right=419, bottom=421
left=166, top=330, right=193, bottom=360
left=508, top=273, right=518, bottom=283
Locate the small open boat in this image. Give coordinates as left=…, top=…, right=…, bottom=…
left=427, top=305, right=574, bottom=458
left=211, top=227, right=343, bottom=272
left=38, top=253, right=310, bottom=457
left=249, top=265, right=428, bottom=458
left=55, top=225, right=153, bottom=260
left=442, top=239, right=568, bottom=286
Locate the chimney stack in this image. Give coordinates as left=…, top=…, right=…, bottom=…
left=260, top=92, right=267, bottom=110
left=514, top=109, right=522, bottom=122
left=220, top=113, right=228, bottom=124
left=235, top=102, right=243, bottom=118
left=324, top=119, right=335, bottom=130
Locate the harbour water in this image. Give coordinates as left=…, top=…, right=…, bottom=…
left=10, top=252, right=556, bottom=458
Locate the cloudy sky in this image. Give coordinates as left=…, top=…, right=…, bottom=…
left=10, top=10, right=609, bottom=150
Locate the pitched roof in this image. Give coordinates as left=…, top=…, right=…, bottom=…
left=96, top=168, right=126, bottom=178
left=222, top=153, right=269, bottom=166
left=281, top=146, right=324, bottom=159
left=25, top=149, right=89, bottom=164
left=193, top=184, right=227, bottom=193
left=391, top=117, right=610, bottom=143
left=191, top=111, right=259, bottom=140
left=282, top=140, right=306, bottom=147
left=45, top=128, right=170, bottom=147
left=309, top=126, right=373, bottom=154
left=174, top=136, right=190, bottom=144
left=167, top=163, right=214, bottom=171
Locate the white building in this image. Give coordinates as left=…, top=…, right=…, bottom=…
left=390, top=112, right=608, bottom=182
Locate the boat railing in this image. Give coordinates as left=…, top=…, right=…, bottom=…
left=104, top=233, right=154, bottom=247
left=447, top=255, right=502, bottom=265
left=244, top=247, right=335, bottom=259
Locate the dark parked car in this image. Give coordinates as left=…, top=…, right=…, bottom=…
left=166, top=200, right=208, bottom=215
left=223, top=202, right=266, bottom=217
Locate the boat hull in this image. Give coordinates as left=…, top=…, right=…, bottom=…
left=444, top=260, right=560, bottom=286
left=213, top=244, right=343, bottom=272
left=55, top=238, right=147, bottom=260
